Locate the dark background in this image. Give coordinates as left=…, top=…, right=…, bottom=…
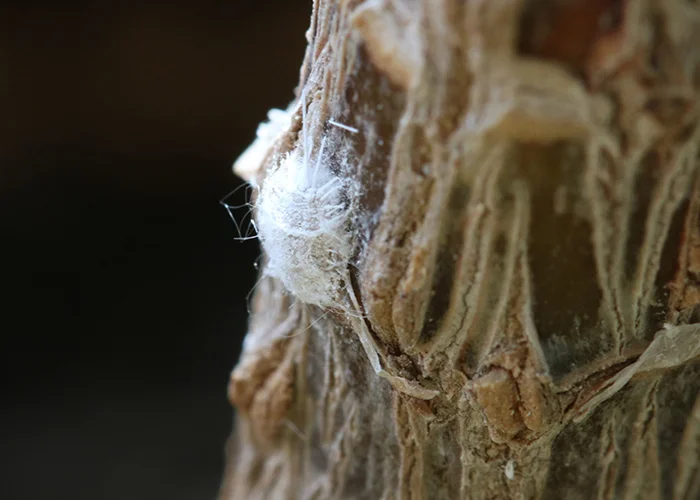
left=1, top=2, right=309, bottom=499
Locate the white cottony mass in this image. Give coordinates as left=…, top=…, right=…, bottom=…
left=255, top=95, right=354, bottom=308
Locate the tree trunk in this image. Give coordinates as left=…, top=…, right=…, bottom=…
left=221, top=1, right=700, bottom=498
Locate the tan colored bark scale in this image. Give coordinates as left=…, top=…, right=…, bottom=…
left=222, top=1, right=700, bottom=498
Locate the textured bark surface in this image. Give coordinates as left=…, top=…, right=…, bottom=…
left=221, top=1, right=700, bottom=499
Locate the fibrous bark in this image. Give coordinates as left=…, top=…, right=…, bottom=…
left=221, top=1, right=700, bottom=499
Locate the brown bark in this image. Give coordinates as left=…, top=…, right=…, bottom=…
left=221, top=1, right=700, bottom=498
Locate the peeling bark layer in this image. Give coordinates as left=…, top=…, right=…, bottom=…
left=222, top=1, right=700, bottom=499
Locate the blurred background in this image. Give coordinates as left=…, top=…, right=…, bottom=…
left=1, top=2, right=308, bottom=498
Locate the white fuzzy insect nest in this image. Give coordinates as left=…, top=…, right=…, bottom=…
left=255, top=97, right=354, bottom=308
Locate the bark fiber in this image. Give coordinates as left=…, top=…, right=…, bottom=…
left=222, top=1, right=700, bottom=498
